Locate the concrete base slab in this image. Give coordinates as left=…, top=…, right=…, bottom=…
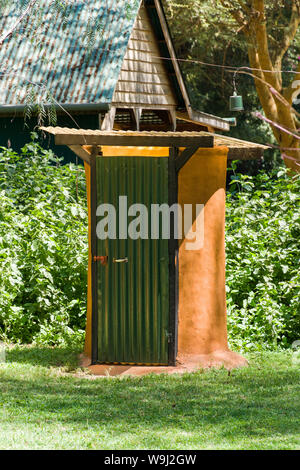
left=79, top=349, right=248, bottom=377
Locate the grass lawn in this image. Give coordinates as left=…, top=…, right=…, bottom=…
left=0, top=345, right=299, bottom=450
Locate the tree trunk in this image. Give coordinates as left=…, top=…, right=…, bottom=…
left=245, top=1, right=300, bottom=172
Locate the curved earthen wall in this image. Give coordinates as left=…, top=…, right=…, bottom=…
left=177, top=147, right=246, bottom=368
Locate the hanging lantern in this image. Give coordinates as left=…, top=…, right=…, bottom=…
left=229, top=91, right=244, bottom=112
left=230, top=69, right=244, bottom=111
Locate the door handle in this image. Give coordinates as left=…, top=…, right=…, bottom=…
left=113, top=257, right=128, bottom=264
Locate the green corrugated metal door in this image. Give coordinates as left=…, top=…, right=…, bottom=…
left=96, top=157, right=169, bottom=365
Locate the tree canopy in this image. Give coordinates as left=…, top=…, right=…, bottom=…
left=163, top=0, right=300, bottom=171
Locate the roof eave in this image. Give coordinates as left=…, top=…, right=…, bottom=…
left=40, top=127, right=267, bottom=160
left=0, top=103, right=110, bottom=116
left=177, top=109, right=231, bottom=132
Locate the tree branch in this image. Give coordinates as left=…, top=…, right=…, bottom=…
left=283, top=61, right=300, bottom=103
left=0, top=0, right=38, bottom=45
left=249, top=0, right=280, bottom=90
left=219, top=0, right=246, bottom=27
left=273, top=0, right=300, bottom=72
left=236, top=0, right=251, bottom=15
left=247, top=43, right=279, bottom=131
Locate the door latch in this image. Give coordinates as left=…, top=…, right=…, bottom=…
left=93, top=255, right=108, bottom=266
left=113, top=257, right=128, bottom=264
left=165, top=331, right=172, bottom=343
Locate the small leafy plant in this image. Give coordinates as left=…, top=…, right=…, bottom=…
left=226, top=163, right=300, bottom=351
left=0, top=135, right=88, bottom=345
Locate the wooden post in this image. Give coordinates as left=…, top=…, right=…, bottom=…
left=101, top=107, right=116, bottom=131
left=169, top=109, right=177, bottom=131
left=90, top=145, right=99, bottom=364
left=133, top=108, right=142, bottom=131
left=168, top=146, right=179, bottom=366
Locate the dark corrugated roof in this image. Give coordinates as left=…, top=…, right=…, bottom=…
left=0, top=0, right=141, bottom=107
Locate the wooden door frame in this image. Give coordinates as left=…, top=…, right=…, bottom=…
left=168, top=147, right=179, bottom=366
left=90, top=146, right=100, bottom=365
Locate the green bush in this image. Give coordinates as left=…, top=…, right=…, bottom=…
left=226, top=164, right=300, bottom=351
left=0, top=136, right=88, bottom=345
left=0, top=140, right=299, bottom=350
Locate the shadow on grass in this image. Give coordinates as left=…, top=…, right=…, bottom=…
left=1, top=348, right=299, bottom=448
left=6, top=345, right=80, bottom=369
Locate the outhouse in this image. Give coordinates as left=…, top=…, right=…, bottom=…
left=1, top=0, right=266, bottom=369
left=41, top=128, right=265, bottom=370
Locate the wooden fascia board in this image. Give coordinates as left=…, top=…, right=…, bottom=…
left=177, top=110, right=231, bottom=132
left=57, top=134, right=214, bottom=148
left=227, top=147, right=265, bottom=160
left=152, top=0, right=191, bottom=113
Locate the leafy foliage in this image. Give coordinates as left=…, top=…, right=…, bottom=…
left=0, top=141, right=299, bottom=351
left=23, top=84, right=57, bottom=128
left=0, top=136, right=88, bottom=345
left=226, top=163, right=300, bottom=351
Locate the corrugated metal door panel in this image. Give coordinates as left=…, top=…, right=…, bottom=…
left=96, top=157, right=169, bottom=365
